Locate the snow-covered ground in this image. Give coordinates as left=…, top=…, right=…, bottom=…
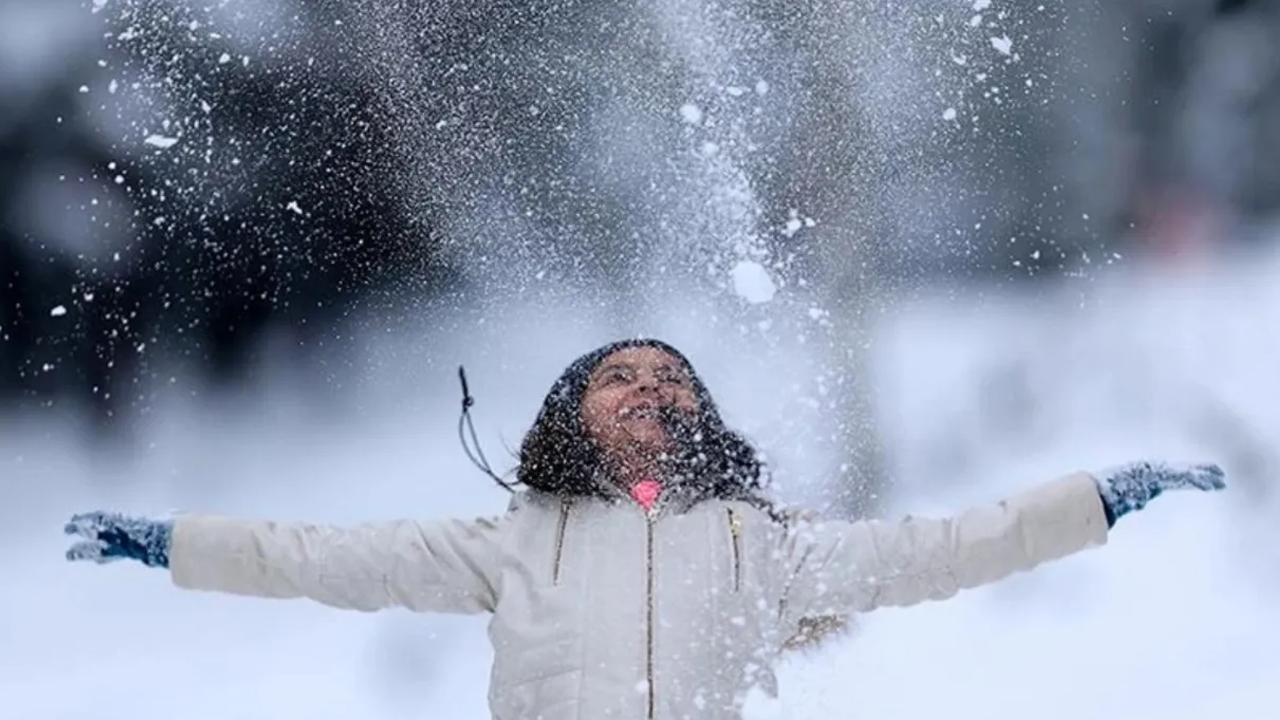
left=768, top=245, right=1280, bottom=720
left=3, top=246, right=1278, bottom=719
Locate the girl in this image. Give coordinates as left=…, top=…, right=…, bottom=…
left=66, top=338, right=1225, bottom=720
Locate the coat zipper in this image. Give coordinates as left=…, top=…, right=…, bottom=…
left=645, top=510, right=657, bottom=719
left=727, top=507, right=742, bottom=592
left=551, top=499, right=570, bottom=584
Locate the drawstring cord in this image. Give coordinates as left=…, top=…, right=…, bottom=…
left=457, top=366, right=519, bottom=494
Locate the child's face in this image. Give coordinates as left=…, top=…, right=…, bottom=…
left=579, top=346, right=699, bottom=473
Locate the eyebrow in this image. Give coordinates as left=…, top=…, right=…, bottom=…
left=591, top=361, right=686, bottom=378
left=592, top=361, right=635, bottom=377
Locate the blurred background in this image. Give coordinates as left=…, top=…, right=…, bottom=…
left=3, top=0, right=1279, bottom=718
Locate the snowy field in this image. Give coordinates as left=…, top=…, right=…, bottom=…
left=3, top=245, right=1279, bottom=720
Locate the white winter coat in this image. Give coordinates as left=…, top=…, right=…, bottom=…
left=169, top=472, right=1109, bottom=720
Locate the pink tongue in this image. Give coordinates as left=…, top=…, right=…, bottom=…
left=630, top=479, right=663, bottom=511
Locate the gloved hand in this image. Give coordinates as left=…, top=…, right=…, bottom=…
left=65, top=511, right=173, bottom=568
left=1095, top=461, right=1225, bottom=527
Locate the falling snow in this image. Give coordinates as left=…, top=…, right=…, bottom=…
left=9, top=0, right=1260, bottom=715
left=730, top=260, right=777, bottom=304
left=143, top=135, right=179, bottom=149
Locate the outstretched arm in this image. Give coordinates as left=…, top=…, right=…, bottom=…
left=66, top=511, right=505, bottom=614
left=778, top=462, right=1224, bottom=622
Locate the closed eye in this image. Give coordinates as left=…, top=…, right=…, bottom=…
left=656, top=368, right=688, bottom=385
left=595, top=366, right=634, bottom=385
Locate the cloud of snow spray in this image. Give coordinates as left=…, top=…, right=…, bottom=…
left=341, top=0, right=849, bottom=502
left=4, top=1, right=1278, bottom=719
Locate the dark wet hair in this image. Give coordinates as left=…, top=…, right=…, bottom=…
left=517, top=338, right=777, bottom=514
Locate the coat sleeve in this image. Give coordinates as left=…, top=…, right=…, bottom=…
left=777, top=472, right=1109, bottom=622
left=168, top=514, right=505, bottom=614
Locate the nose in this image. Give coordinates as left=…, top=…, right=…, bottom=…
left=635, top=373, right=659, bottom=394
left=633, top=371, right=674, bottom=402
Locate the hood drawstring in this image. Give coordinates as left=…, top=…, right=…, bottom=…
left=457, top=366, right=518, bottom=494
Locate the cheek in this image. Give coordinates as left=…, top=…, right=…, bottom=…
left=580, top=394, right=618, bottom=437
left=676, top=389, right=699, bottom=412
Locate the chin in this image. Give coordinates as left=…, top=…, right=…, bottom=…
left=634, top=435, right=670, bottom=452
left=623, top=432, right=672, bottom=455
